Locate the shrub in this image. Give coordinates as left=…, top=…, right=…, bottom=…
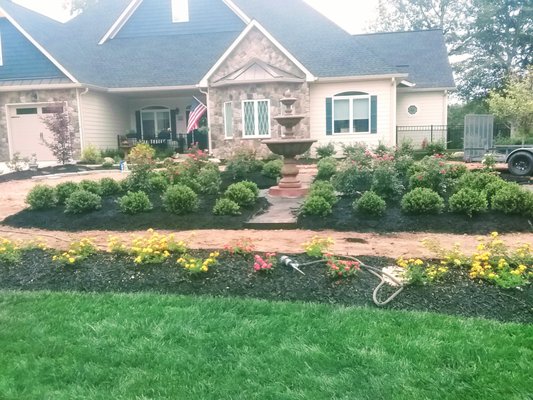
left=353, top=191, right=386, bottom=216
left=65, top=190, right=102, bottom=214
left=401, top=188, right=444, bottom=214
left=99, top=177, right=122, bottom=196
left=41, top=111, right=76, bottom=164
left=197, top=167, right=222, bottom=194
left=55, top=182, right=79, bottom=205
left=449, top=188, right=488, bottom=217
left=315, top=142, right=335, bottom=159
left=80, top=144, right=102, bottom=164
left=162, top=185, right=198, bottom=215
left=309, top=181, right=337, bottom=205
left=213, top=198, right=241, bottom=215
left=342, top=142, right=371, bottom=165
left=316, top=157, right=337, bottom=180
left=225, top=149, right=263, bottom=179
left=424, top=141, right=446, bottom=155
left=408, top=155, right=457, bottom=195
left=127, top=143, right=156, bottom=168
left=396, top=140, right=415, bottom=157
left=118, top=191, right=152, bottom=214
left=240, top=181, right=260, bottom=199
left=261, top=159, right=283, bottom=179
left=26, top=185, right=58, bottom=210
left=78, top=179, right=102, bottom=195
left=148, top=173, right=170, bottom=193
left=371, top=165, right=404, bottom=201
left=484, top=179, right=511, bottom=206
left=224, top=182, right=256, bottom=207
left=491, top=184, right=533, bottom=216
left=394, top=155, right=415, bottom=184
left=456, top=172, right=502, bottom=193
left=7, top=152, right=28, bottom=171
left=331, top=163, right=373, bottom=196
left=300, top=195, right=333, bottom=216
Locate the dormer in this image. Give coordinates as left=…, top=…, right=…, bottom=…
left=171, top=0, right=189, bottom=23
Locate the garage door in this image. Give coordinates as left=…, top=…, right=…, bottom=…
left=7, top=103, right=64, bottom=162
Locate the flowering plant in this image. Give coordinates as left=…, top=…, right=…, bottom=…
left=178, top=251, right=219, bottom=274
left=0, top=237, right=22, bottom=264
left=396, top=257, right=449, bottom=284
left=130, top=229, right=187, bottom=265
left=253, top=253, right=277, bottom=272
left=303, top=236, right=334, bottom=258
left=325, top=253, right=361, bottom=278
left=52, top=238, right=96, bottom=265
left=107, top=235, right=129, bottom=255
left=223, top=238, right=255, bottom=256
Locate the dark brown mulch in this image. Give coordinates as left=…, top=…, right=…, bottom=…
left=0, top=250, right=531, bottom=323
left=298, top=198, right=532, bottom=234
left=0, top=164, right=111, bottom=183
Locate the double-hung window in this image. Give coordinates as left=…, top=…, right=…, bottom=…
left=333, top=95, right=370, bottom=134
left=242, top=99, right=270, bottom=138
left=141, top=107, right=171, bottom=138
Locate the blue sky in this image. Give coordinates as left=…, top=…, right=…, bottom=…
left=12, top=0, right=379, bottom=34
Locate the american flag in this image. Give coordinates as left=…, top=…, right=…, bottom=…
left=186, top=97, right=207, bottom=134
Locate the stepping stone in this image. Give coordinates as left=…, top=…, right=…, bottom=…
left=246, top=190, right=303, bottom=229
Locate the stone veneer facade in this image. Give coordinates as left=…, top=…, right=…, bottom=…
left=207, top=27, right=310, bottom=152
left=0, top=88, right=80, bottom=162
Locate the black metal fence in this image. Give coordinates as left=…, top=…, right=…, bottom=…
left=117, top=132, right=209, bottom=153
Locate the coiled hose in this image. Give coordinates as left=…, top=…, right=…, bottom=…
left=280, top=255, right=404, bottom=306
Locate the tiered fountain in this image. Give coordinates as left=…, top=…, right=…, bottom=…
left=262, top=90, right=316, bottom=198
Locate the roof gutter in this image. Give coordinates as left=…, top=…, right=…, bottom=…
left=0, top=83, right=85, bottom=92
left=107, top=85, right=199, bottom=93
left=315, top=73, right=409, bottom=83
left=397, top=86, right=456, bottom=92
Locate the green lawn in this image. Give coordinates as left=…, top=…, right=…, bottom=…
left=0, top=291, right=531, bottom=400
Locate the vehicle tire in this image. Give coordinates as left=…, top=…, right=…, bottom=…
left=508, top=151, right=533, bottom=176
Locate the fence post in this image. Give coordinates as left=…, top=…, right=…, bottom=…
left=430, top=125, right=434, bottom=143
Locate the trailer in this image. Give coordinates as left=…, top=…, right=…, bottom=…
left=501, top=146, right=533, bottom=176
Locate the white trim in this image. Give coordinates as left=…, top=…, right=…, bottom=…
left=316, top=73, right=408, bottom=83
left=223, top=101, right=233, bottom=139
left=0, top=83, right=83, bottom=92
left=222, top=0, right=251, bottom=24
left=400, top=80, right=416, bottom=87
left=76, top=88, right=86, bottom=153
left=108, top=85, right=197, bottom=93
left=0, top=32, right=3, bottom=66
left=332, top=94, right=371, bottom=135
left=397, top=86, right=456, bottom=93
left=171, top=0, right=189, bottom=23
left=98, top=0, right=144, bottom=45
left=199, top=20, right=316, bottom=87
left=0, top=6, right=78, bottom=83
left=241, top=99, right=271, bottom=138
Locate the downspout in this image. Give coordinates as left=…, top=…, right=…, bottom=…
left=76, top=87, right=89, bottom=154
left=391, top=78, right=397, bottom=147
left=199, top=87, right=211, bottom=153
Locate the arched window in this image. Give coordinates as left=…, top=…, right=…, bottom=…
left=140, top=106, right=171, bottom=138
left=325, top=91, right=377, bottom=135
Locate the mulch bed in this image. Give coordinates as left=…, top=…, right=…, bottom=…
left=0, top=164, right=110, bottom=183
left=1, top=250, right=531, bottom=324
left=298, top=198, right=532, bottom=234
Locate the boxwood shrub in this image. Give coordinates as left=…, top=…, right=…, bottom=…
left=26, top=184, right=58, bottom=210
left=78, top=179, right=102, bottom=195
left=448, top=188, right=488, bottom=217
left=65, top=190, right=102, bottom=214
left=401, top=188, right=444, bottom=215
left=212, top=198, right=241, bottom=215
left=197, top=167, right=222, bottom=195
left=99, top=177, right=122, bottom=196
left=309, top=181, right=337, bottom=206
left=225, top=182, right=257, bottom=207
left=300, top=195, right=333, bottom=216
left=491, top=183, right=533, bottom=216
left=353, top=191, right=386, bottom=217
left=118, top=191, right=152, bottom=214
left=55, top=182, right=79, bottom=205
left=316, top=157, right=337, bottom=181
left=261, top=159, right=283, bottom=179
left=162, top=185, right=199, bottom=215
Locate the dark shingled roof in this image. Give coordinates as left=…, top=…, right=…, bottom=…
left=0, top=0, right=454, bottom=89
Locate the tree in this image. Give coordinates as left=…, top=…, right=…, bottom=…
left=456, top=0, right=533, bottom=100
left=489, top=66, right=533, bottom=141
left=41, top=111, right=77, bottom=164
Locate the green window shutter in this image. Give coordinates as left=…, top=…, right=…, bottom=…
left=170, top=109, right=177, bottom=135
left=135, top=111, right=142, bottom=135
left=326, top=97, right=332, bottom=135
left=370, top=95, right=377, bottom=134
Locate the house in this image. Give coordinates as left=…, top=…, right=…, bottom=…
left=0, top=0, right=455, bottom=162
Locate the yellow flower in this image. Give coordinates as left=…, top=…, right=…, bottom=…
left=491, top=232, right=498, bottom=237
left=69, top=257, right=76, bottom=264
left=414, top=259, right=424, bottom=266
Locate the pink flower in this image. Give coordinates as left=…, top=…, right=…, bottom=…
left=254, top=264, right=261, bottom=271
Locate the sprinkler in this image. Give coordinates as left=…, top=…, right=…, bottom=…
left=279, top=254, right=404, bottom=306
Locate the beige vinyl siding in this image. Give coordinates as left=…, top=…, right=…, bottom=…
left=396, top=91, right=448, bottom=127
left=79, top=90, right=129, bottom=150
left=309, top=79, right=395, bottom=151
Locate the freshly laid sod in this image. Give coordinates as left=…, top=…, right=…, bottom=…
left=1, top=291, right=531, bottom=400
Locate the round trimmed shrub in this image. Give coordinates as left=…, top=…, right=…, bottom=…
left=55, top=182, right=79, bottom=205
left=484, top=179, right=511, bottom=206
left=353, top=191, right=386, bottom=217
left=162, top=185, right=198, bottom=215
left=491, top=183, right=533, bottom=216
left=300, top=195, right=333, bottom=216
left=449, top=188, right=488, bottom=217
left=456, top=172, right=501, bottom=193
left=99, top=177, right=122, bottom=196
left=65, top=190, right=102, bottom=214
left=401, top=188, right=444, bottom=214
left=26, top=184, right=57, bottom=210
left=371, top=165, right=404, bottom=201
left=148, top=174, right=170, bottom=193
left=118, top=191, right=152, bottom=214
left=197, top=167, right=222, bottom=194
left=332, top=164, right=373, bottom=196
left=262, top=159, right=283, bottom=179
left=309, top=181, right=337, bottom=205
left=78, top=179, right=102, bottom=195
left=316, top=157, right=337, bottom=181
left=213, top=198, right=241, bottom=215
left=240, top=181, right=260, bottom=199
left=225, top=182, right=256, bottom=207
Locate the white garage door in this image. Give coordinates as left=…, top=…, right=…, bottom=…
left=7, top=103, right=65, bottom=162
